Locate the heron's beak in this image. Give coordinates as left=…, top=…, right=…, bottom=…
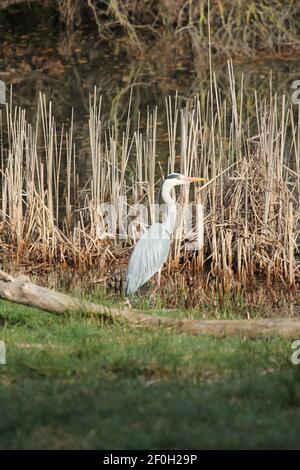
left=184, top=176, right=208, bottom=183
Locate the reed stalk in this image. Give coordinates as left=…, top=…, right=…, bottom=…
left=0, top=70, right=299, bottom=305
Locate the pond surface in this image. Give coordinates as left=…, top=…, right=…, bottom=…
left=0, top=15, right=299, bottom=198
left=1, top=14, right=300, bottom=128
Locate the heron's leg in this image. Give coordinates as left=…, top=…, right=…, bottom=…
left=157, top=269, right=161, bottom=288
left=148, top=269, right=162, bottom=306
left=120, top=298, right=132, bottom=308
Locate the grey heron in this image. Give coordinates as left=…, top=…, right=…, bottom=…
left=125, top=173, right=207, bottom=295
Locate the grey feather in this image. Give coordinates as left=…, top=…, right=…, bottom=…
left=125, top=223, right=171, bottom=294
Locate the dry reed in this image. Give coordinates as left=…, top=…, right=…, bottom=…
left=0, top=66, right=299, bottom=305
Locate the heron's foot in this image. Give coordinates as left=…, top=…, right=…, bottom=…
left=119, top=298, right=132, bottom=309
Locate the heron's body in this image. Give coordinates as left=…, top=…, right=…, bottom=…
left=125, top=223, right=171, bottom=295
left=125, top=173, right=206, bottom=295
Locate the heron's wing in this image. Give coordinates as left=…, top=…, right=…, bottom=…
left=125, top=223, right=171, bottom=294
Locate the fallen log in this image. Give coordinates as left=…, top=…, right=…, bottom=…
left=0, top=269, right=300, bottom=338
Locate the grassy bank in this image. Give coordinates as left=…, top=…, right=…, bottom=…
left=1, top=298, right=300, bottom=449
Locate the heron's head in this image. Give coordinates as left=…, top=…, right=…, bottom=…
left=164, top=173, right=207, bottom=188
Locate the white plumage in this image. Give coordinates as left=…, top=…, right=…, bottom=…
left=125, top=173, right=207, bottom=295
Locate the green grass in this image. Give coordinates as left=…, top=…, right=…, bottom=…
left=0, top=298, right=300, bottom=449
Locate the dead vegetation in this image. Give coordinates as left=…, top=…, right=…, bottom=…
left=79, top=0, right=300, bottom=62
left=0, top=62, right=299, bottom=306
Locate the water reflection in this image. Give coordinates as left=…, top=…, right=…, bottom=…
left=1, top=14, right=300, bottom=125
left=1, top=15, right=300, bottom=205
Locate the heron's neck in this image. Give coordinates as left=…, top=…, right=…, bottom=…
left=162, top=184, right=177, bottom=235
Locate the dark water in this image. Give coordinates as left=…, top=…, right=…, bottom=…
left=1, top=13, right=300, bottom=194
left=1, top=13, right=300, bottom=127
